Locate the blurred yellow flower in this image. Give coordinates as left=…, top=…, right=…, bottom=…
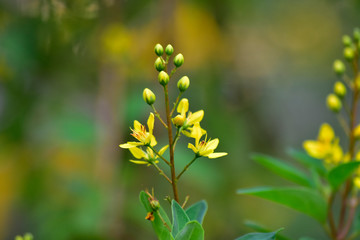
left=173, top=98, right=204, bottom=128
left=303, top=123, right=343, bottom=165
left=128, top=145, right=168, bottom=165
left=120, top=113, right=157, bottom=148
left=187, top=123, right=227, bottom=159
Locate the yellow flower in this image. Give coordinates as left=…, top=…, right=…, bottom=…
left=120, top=113, right=157, bottom=148
left=303, top=123, right=343, bottom=165
left=173, top=98, right=204, bottom=128
left=128, top=145, right=168, bottom=165
left=187, top=123, right=227, bottom=159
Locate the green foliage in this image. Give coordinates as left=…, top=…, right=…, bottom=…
left=237, top=187, right=327, bottom=223
left=185, top=200, right=208, bottom=224
left=234, top=229, right=283, bottom=240
left=251, top=154, right=312, bottom=187
left=15, top=233, right=33, bottom=240
left=244, top=221, right=290, bottom=240
left=327, top=161, right=360, bottom=190
left=286, top=149, right=327, bottom=177
left=174, top=221, right=204, bottom=240
left=172, top=200, right=191, bottom=237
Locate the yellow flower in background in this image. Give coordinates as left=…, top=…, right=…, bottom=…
left=128, top=145, right=168, bottom=165
left=187, top=123, right=227, bottom=159
left=303, top=123, right=343, bottom=165
left=173, top=98, right=204, bottom=128
left=120, top=113, right=157, bottom=148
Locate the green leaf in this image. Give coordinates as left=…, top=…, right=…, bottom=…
left=172, top=200, right=190, bottom=237
left=328, top=161, right=360, bottom=190
left=287, top=149, right=326, bottom=176
left=244, top=221, right=290, bottom=240
left=139, top=191, right=173, bottom=240
left=185, top=200, right=208, bottom=224
left=175, top=221, right=204, bottom=240
left=252, top=154, right=312, bottom=187
left=235, top=229, right=283, bottom=240
left=237, top=187, right=327, bottom=223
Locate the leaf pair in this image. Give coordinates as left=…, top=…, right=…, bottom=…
left=139, top=191, right=207, bottom=240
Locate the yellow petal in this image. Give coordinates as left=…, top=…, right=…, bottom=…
left=303, top=140, right=328, bottom=159
left=150, top=135, right=157, bottom=147
left=177, top=98, right=189, bottom=116
left=355, top=151, right=360, bottom=161
left=158, top=145, right=169, bottom=156
left=201, top=149, right=214, bottom=157
left=332, top=144, right=343, bottom=164
left=129, top=160, right=148, bottom=164
left=186, top=110, right=204, bottom=125
left=318, top=123, right=334, bottom=142
left=191, top=123, right=206, bottom=144
left=188, top=143, right=198, bottom=153
left=134, top=120, right=142, bottom=131
left=205, top=138, right=219, bottom=151
left=147, top=113, right=155, bottom=135
left=354, top=177, right=360, bottom=189
left=129, top=147, right=146, bottom=159
left=208, top=152, right=228, bottom=159
left=119, top=142, right=143, bottom=148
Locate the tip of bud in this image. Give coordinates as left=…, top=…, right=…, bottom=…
left=333, top=59, right=345, bottom=75
left=334, top=81, right=346, bottom=98
left=177, top=76, right=190, bottom=92
left=172, top=114, right=186, bottom=127
left=154, top=44, right=164, bottom=56
left=327, top=93, right=342, bottom=113
left=354, top=28, right=360, bottom=41
left=158, top=71, right=169, bottom=86
left=344, top=47, right=355, bottom=61
left=342, top=35, right=352, bottom=46
left=165, top=44, right=174, bottom=55
left=154, top=57, right=165, bottom=72
left=174, top=53, right=184, bottom=67
left=143, top=88, right=156, bottom=105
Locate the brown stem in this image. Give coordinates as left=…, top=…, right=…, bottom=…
left=152, top=162, right=172, bottom=184
left=338, top=197, right=358, bottom=240
left=164, top=85, right=179, bottom=202
left=151, top=105, right=168, bottom=128
left=148, top=145, right=171, bottom=166
left=328, top=193, right=337, bottom=239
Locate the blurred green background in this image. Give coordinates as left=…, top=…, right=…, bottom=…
left=1, top=0, right=360, bottom=239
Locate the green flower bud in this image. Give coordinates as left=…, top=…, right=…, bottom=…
left=143, top=88, right=156, bottom=105
left=154, top=57, right=165, bottom=72
left=172, top=114, right=185, bottom=127
left=354, top=124, right=360, bottom=139
left=177, top=76, right=190, bottom=92
left=154, top=43, right=164, bottom=56
left=174, top=53, right=184, bottom=67
left=150, top=199, right=160, bottom=211
left=333, top=60, right=345, bottom=75
left=327, top=93, right=342, bottom=113
left=165, top=44, right=174, bottom=55
left=354, top=28, right=360, bottom=42
left=342, top=35, right=352, bottom=46
left=158, top=71, right=169, bottom=86
left=334, top=81, right=346, bottom=98
left=24, top=234, right=33, bottom=240
left=344, top=47, right=355, bottom=61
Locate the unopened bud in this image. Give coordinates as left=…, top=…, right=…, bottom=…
left=172, top=115, right=185, bottom=127
left=354, top=125, right=360, bottom=139
left=334, top=81, right=346, bottom=98
left=158, top=71, right=169, bottom=86
left=165, top=44, right=174, bottom=55
left=354, top=28, right=360, bottom=42
left=174, top=53, right=184, bottom=67
left=143, top=88, right=156, bottom=105
left=177, top=76, right=190, bottom=92
left=154, top=44, right=164, bottom=56
left=154, top=57, right=165, bottom=72
left=150, top=199, right=160, bottom=211
left=333, top=60, right=345, bottom=75
left=344, top=47, right=355, bottom=61
left=342, top=35, right=352, bottom=46
left=327, top=93, right=342, bottom=113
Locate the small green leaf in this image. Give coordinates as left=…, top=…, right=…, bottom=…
left=139, top=191, right=173, bottom=240
left=172, top=200, right=190, bottom=237
left=237, top=187, right=327, bottom=223
left=186, top=200, right=208, bottom=224
left=252, top=154, right=312, bottom=187
left=328, top=161, right=360, bottom=190
left=175, top=221, right=204, bottom=240
left=235, top=229, right=283, bottom=240
left=287, top=149, right=326, bottom=176
left=244, top=221, right=290, bottom=240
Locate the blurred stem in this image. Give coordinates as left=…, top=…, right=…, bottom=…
left=170, top=67, right=177, bottom=78
left=337, top=115, right=350, bottom=137
left=151, top=105, right=168, bottom=128
left=173, top=127, right=182, bottom=151
left=152, top=162, right=172, bottom=184
left=328, top=192, right=337, bottom=239
left=164, top=85, right=179, bottom=202
left=148, top=145, right=170, bottom=166
left=170, top=92, right=183, bottom=116
left=177, top=156, right=198, bottom=180
left=156, top=211, right=171, bottom=232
